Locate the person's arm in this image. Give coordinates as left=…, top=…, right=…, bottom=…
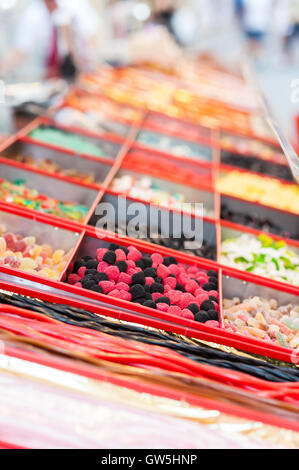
left=0, top=4, right=37, bottom=78
left=0, top=49, right=27, bottom=77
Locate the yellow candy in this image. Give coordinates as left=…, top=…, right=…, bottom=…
left=24, top=236, right=36, bottom=245
left=52, top=249, right=65, bottom=264
left=0, top=237, right=6, bottom=256
left=217, top=171, right=299, bottom=214
left=33, top=245, right=42, bottom=258
left=19, top=258, right=37, bottom=271
left=41, top=244, right=53, bottom=256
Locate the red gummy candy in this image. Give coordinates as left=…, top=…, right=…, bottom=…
left=145, top=277, right=154, bottom=286
left=205, top=320, right=220, bottom=328
left=78, top=266, right=86, bottom=278
left=97, top=261, right=109, bottom=272
left=115, top=249, right=126, bottom=261
left=96, top=248, right=108, bottom=262
left=163, top=277, right=176, bottom=289
left=157, top=264, right=170, bottom=279
left=108, top=289, right=122, bottom=298
left=104, top=265, right=120, bottom=281
left=118, top=290, right=132, bottom=301
left=209, top=290, right=218, bottom=298
left=127, top=246, right=142, bottom=261
left=68, top=273, right=80, bottom=285
left=168, top=264, right=180, bottom=276
left=151, top=292, right=162, bottom=302
left=156, top=303, right=169, bottom=312
left=99, top=280, right=115, bottom=293
left=168, top=305, right=182, bottom=316
left=185, top=280, right=198, bottom=293
left=118, top=272, right=132, bottom=284
left=181, top=309, right=194, bottom=320
left=151, top=253, right=163, bottom=266
left=115, top=282, right=130, bottom=292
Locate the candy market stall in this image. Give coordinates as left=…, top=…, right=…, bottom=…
left=0, top=59, right=298, bottom=449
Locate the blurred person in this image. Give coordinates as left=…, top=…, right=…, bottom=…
left=239, top=0, right=274, bottom=58
left=0, top=0, right=99, bottom=80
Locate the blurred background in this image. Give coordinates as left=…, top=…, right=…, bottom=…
left=0, top=0, right=299, bottom=139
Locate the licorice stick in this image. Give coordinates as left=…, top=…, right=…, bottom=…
left=1, top=308, right=299, bottom=400
left=1, top=292, right=299, bottom=383
left=1, top=325, right=299, bottom=423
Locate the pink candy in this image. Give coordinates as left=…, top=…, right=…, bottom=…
left=151, top=253, right=163, bottom=266
left=99, top=281, right=115, bottom=294
left=127, top=246, right=142, bottom=261
left=115, top=249, right=126, bottom=261
left=105, top=265, right=120, bottom=281
left=96, top=248, right=108, bottom=262
left=157, top=264, right=170, bottom=279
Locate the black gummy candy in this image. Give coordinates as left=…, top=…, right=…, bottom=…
left=132, top=271, right=146, bottom=285
left=186, top=303, right=199, bottom=314
left=102, top=251, right=117, bottom=265
left=200, top=300, right=215, bottom=311
left=115, top=261, right=128, bottom=273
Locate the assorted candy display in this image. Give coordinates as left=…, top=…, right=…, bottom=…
left=0, top=226, right=72, bottom=280
left=217, top=170, right=299, bottom=214
left=220, top=133, right=285, bottom=165
left=29, top=125, right=120, bottom=160
left=0, top=178, right=88, bottom=222
left=221, top=151, right=293, bottom=182
left=65, top=91, right=142, bottom=123
left=137, top=130, right=211, bottom=161
left=223, top=296, right=299, bottom=350
left=221, top=203, right=298, bottom=240
left=221, top=233, right=299, bottom=286
left=8, top=153, right=96, bottom=184
left=110, top=174, right=213, bottom=217
left=123, top=150, right=213, bottom=188
left=0, top=61, right=299, bottom=448
left=67, top=242, right=219, bottom=325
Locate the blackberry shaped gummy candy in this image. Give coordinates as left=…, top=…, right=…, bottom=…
left=67, top=242, right=219, bottom=325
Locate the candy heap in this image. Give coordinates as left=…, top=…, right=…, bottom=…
left=220, top=134, right=285, bottom=164
left=10, top=154, right=96, bottom=184
left=29, top=126, right=115, bottom=159
left=217, top=170, right=299, bottom=214
left=137, top=130, right=209, bottom=161
left=221, top=233, right=299, bottom=286
left=221, top=204, right=298, bottom=240
left=221, top=152, right=293, bottom=182
left=66, top=92, right=142, bottom=123
left=0, top=178, right=88, bottom=222
left=110, top=175, right=213, bottom=217
left=223, top=296, right=299, bottom=350
left=123, top=151, right=213, bottom=188
left=67, top=243, right=219, bottom=324
left=0, top=227, right=72, bottom=279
